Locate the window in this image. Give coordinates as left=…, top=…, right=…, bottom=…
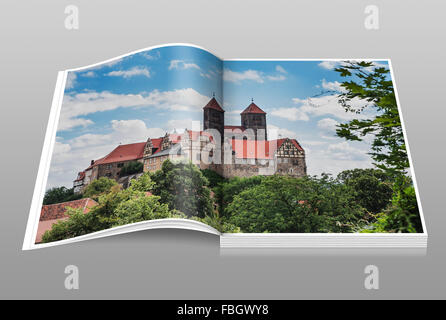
left=117, top=163, right=124, bottom=168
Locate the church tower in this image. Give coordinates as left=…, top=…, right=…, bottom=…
left=203, top=96, right=225, bottom=143
left=241, top=100, right=267, bottom=140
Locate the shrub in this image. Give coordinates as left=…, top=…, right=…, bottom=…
left=83, top=177, right=118, bottom=200
left=43, top=186, right=82, bottom=205
left=119, top=161, right=143, bottom=177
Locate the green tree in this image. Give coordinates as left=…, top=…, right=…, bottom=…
left=201, top=169, right=226, bottom=188
left=41, top=174, right=179, bottom=243
left=83, top=177, right=118, bottom=200
left=119, top=161, right=143, bottom=177
left=362, top=177, right=423, bottom=233
left=334, top=61, right=408, bottom=176
left=219, top=175, right=265, bottom=218
left=41, top=207, right=92, bottom=242
left=337, top=168, right=393, bottom=214
left=151, top=160, right=214, bottom=218
left=43, top=186, right=81, bottom=205
left=113, top=194, right=176, bottom=226
left=226, top=175, right=366, bottom=233
left=128, top=172, right=155, bottom=192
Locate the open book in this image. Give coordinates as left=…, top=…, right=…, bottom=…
left=23, top=44, right=427, bottom=250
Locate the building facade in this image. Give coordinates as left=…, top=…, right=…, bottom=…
left=73, top=97, right=306, bottom=192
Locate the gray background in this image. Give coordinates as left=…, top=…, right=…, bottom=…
left=0, top=0, right=444, bottom=299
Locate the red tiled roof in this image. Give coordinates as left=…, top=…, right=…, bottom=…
left=40, top=198, right=97, bottom=221
left=74, top=171, right=85, bottom=182
left=203, top=97, right=225, bottom=112
left=94, top=142, right=146, bottom=165
left=231, top=138, right=303, bottom=159
left=151, top=138, right=162, bottom=149
left=289, top=139, right=304, bottom=151
left=241, top=102, right=266, bottom=114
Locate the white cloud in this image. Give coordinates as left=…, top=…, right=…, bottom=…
left=200, top=72, right=212, bottom=79
left=223, top=69, right=264, bottom=83
left=318, top=61, right=340, bottom=70
left=301, top=140, right=327, bottom=147
left=82, top=71, right=96, bottom=78
left=267, top=125, right=298, bottom=139
left=107, top=66, right=151, bottom=78
left=295, top=94, right=373, bottom=121
left=224, top=67, right=289, bottom=83
left=317, top=117, right=339, bottom=132
left=168, top=59, right=216, bottom=79
left=59, top=88, right=210, bottom=131
left=224, top=108, right=244, bottom=122
left=270, top=107, right=309, bottom=121
left=166, top=118, right=198, bottom=132
left=48, top=119, right=165, bottom=188
left=141, top=51, right=160, bottom=60
left=304, top=139, right=373, bottom=177
left=292, top=97, right=305, bottom=104
left=324, top=141, right=368, bottom=161
left=169, top=60, right=201, bottom=71
left=276, top=65, right=287, bottom=74
left=266, top=74, right=286, bottom=81
left=317, top=118, right=340, bottom=140
left=321, top=79, right=345, bottom=92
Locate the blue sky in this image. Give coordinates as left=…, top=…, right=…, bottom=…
left=48, top=45, right=390, bottom=188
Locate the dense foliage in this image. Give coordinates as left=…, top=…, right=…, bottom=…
left=42, top=173, right=180, bottom=243
left=362, top=177, right=422, bottom=233
left=224, top=175, right=366, bottom=233
left=42, top=164, right=421, bottom=243
left=200, top=169, right=225, bottom=188
left=83, top=177, right=117, bottom=200
left=337, top=169, right=393, bottom=214
left=119, top=161, right=143, bottom=177
left=151, top=160, right=214, bottom=218
left=43, top=186, right=82, bottom=205
left=218, top=175, right=265, bottom=219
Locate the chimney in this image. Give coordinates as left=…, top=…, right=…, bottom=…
left=91, top=160, right=95, bottom=165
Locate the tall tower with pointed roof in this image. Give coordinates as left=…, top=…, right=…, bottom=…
left=241, top=100, right=267, bottom=140
left=203, top=96, right=225, bottom=143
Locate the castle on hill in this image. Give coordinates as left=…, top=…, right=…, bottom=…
left=73, top=98, right=307, bottom=193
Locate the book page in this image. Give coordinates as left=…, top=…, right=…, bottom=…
left=220, top=59, right=425, bottom=236
left=25, top=44, right=224, bottom=248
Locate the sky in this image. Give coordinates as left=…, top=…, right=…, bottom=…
left=47, top=45, right=391, bottom=189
